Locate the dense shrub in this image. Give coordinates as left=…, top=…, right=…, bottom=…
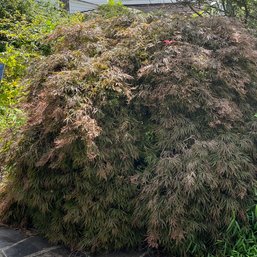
left=0, top=11, right=257, bottom=256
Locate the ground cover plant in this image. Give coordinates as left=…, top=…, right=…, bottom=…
left=0, top=6, right=257, bottom=257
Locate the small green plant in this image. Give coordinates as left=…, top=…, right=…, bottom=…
left=99, top=0, right=129, bottom=18
left=108, top=0, right=122, bottom=6
left=209, top=203, right=257, bottom=257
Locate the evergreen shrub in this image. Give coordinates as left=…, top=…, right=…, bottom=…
left=0, top=11, right=257, bottom=256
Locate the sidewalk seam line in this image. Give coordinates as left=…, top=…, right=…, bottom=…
left=23, top=246, right=61, bottom=257
left=1, top=249, right=7, bottom=257
left=1, top=237, right=32, bottom=251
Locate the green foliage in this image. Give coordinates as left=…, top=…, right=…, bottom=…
left=187, top=0, right=257, bottom=26
left=220, top=210, right=257, bottom=257
left=205, top=203, right=257, bottom=257
left=0, top=0, right=83, bottom=137
left=0, top=0, right=81, bottom=52
left=99, top=0, right=129, bottom=18
left=0, top=45, right=29, bottom=136
left=0, top=0, right=36, bottom=19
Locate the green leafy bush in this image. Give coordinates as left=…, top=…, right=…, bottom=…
left=0, top=11, right=257, bottom=257
left=0, top=0, right=36, bottom=19
left=98, top=0, right=129, bottom=18
left=0, top=0, right=83, bottom=137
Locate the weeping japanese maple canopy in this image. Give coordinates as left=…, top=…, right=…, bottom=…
left=1, top=11, right=257, bottom=256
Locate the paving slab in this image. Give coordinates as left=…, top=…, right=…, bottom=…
left=3, top=236, right=54, bottom=257
left=0, top=227, right=145, bottom=257
left=0, top=227, right=26, bottom=248
left=99, top=253, right=142, bottom=257
left=36, top=248, right=89, bottom=257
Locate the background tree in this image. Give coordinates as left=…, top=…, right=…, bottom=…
left=184, top=0, right=257, bottom=25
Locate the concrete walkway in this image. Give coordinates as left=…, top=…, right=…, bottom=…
left=0, top=226, right=143, bottom=257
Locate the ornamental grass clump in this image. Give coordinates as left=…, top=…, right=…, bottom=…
left=0, top=11, right=257, bottom=256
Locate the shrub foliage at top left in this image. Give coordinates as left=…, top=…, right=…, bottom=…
left=0, top=0, right=82, bottom=136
